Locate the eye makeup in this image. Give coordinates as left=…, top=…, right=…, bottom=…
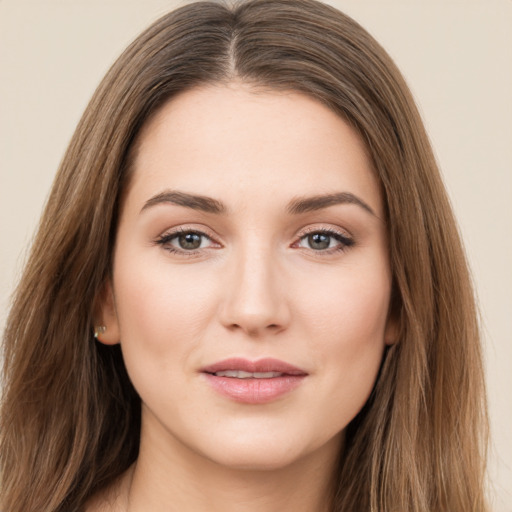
left=295, top=227, right=354, bottom=253
left=153, top=223, right=355, bottom=259
left=154, top=227, right=220, bottom=257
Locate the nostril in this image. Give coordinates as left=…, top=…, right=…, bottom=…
left=226, top=322, right=283, bottom=337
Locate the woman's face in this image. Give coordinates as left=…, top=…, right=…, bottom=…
left=101, top=83, right=395, bottom=471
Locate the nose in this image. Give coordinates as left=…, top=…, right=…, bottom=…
left=218, top=248, right=290, bottom=337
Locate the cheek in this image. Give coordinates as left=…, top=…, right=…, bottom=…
left=297, top=261, right=391, bottom=347
left=111, top=257, right=219, bottom=408
left=295, top=263, right=391, bottom=410
left=111, top=254, right=222, bottom=387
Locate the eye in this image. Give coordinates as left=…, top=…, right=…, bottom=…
left=296, top=229, right=354, bottom=252
left=174, top=232, right=205, bottom=250
left=155, top=229, right=218, bottom=254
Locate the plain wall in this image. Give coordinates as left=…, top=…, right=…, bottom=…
left=1, top=1, right=511, bottom=509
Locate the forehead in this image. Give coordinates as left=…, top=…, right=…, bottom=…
left=125, top=83, right=382, bottom=216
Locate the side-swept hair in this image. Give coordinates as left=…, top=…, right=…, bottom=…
left=1, top=1, right=488, bottom=510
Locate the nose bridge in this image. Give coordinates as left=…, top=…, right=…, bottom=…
left=219, top=238, right=289, bottom=335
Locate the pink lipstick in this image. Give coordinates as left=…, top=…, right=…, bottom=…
left=201, top=358, right=308, bottom=404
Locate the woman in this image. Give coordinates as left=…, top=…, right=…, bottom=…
left=0, top=1, right=489, bottom=511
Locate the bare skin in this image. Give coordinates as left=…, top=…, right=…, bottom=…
left=88, top=83, right=394, bottom=512
left=86, top=445, right=338, bottom=511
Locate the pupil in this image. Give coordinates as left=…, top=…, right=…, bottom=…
left=179, top=233, right=201, bottom=250
left=309, top=233, right=330, bottom=250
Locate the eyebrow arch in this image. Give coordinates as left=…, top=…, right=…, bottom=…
left=287, top=192, right=376, bottom=216
left=140, top=190, right=227, bottom=215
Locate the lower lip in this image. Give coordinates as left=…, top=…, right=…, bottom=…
left=203, top=374, right=306, bottom=404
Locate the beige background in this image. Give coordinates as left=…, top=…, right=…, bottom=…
left=1, top=0, right=511, bottom=509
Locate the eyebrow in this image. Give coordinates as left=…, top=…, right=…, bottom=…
left=286, top=192, right=376, bottom=216
left=140, top=190, right=226, bottom=214
left=140, top=189, right=376, bottom=217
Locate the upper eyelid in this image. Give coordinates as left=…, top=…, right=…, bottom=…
left=296, top=224, right=353, bottom=240
left=159, top=230, right=217, bottom=246
left=155, top=224, right=354, bottom=244
left=158, top=224, right=218, bottom=240
left=296, top=230, right=353, bottom=245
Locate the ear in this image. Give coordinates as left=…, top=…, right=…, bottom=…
left=94, top=280, right=121, bottom=345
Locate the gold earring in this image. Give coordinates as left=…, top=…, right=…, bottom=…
left=94, top=325, right=106, bottom=338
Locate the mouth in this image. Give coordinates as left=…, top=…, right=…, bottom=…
left=211, top=370, right=287, bottom=379
left=200, top=358, right=308, bottom=404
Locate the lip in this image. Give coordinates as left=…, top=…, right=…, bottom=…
left=200, top=358, right=308, bottom=404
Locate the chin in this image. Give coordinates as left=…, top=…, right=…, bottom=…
left=205, top=445, right=305, bottom=472
left=193, top=426, right=342, bottom=473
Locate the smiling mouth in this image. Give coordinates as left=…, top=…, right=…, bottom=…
left=212, top=370, right=286, bottom=378
left=201, top=358, right=307, bottom=404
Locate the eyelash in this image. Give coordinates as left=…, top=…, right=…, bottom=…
left=293, top=227, right=355, bottom=254
left=154, top=227, right=218, bottom=257
left=154, top=226, right=354, bottom=256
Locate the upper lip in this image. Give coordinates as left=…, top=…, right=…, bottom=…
left=201, top=357, right=308, bottom=376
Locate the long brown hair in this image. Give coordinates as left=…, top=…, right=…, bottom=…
left=0, top=1, right=488, bottom=510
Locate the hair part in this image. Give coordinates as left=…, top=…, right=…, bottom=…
left=1, top=1, right=488, bottom=511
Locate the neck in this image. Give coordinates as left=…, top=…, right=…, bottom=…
left=122, top=413, right=341, bottom=512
